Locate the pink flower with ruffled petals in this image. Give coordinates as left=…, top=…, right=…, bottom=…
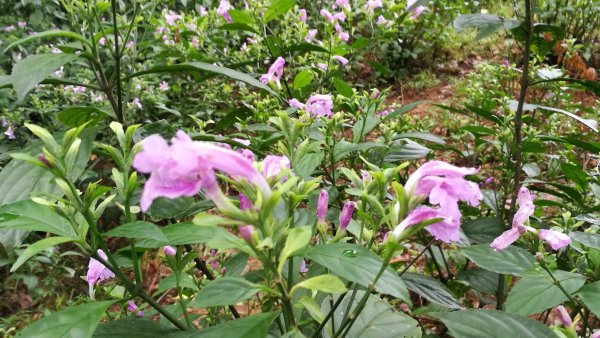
left=305, top=94, right=333, bottom=117
left=260, top=57, right=286, bottom=87
left=539, top=229, right=571, bottom=250
left=133, top=131, right=270, bottom=212
left=87, top=250, right=115, bottom=299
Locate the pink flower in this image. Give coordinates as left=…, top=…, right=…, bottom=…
left=4, top=25, right=15, bottom=32
left=592, top=331, right=600, bottom=338
left=126, top=41, right=134, bottom=49
left=198, top=6, right=208, bottom=16
left=376, top=15, right=389, bottom=26
left=364, top=0, right=383, bottom=15
left=239, top=225, right=254, bottom=242
left=338, top=31, right=349, bottom=41
left=320, top=9, right=335, bottom=23
left=339, top=201, right=355, bottom=230
left=17, top=21, right=27, bottom=28
left=317, top=189, right=328, bottom=222
left=164, top=10, right=182, bottom=26
left=300, top=259, right=309, bottom=273
left=239, top=193, right=253, bottom=210
left=333, top=55, right=349, bottom=65
left=539, top=230, right=571, bottom=250
left=502, top=60, right=510, bottom=68
left=99, top=37, right=106, bottom=46
left=490, top=227, right=523, bottom=251
left=305, top=29, right=318, bottom=42
left=87, top=249, right=115, bottom=299
left=163, top=245, right=176, bottom=256
left=305, top=94, right=333, bottom=117
left=4, top=127, right=15, bottom=140
left=132, top=131, right=271, bottom=211
left=556, top=305, right=572, bottom=327
left=336, top=0, right=350, bottom=10
left=261, top=155, right=291, bottom=179
left=132, top=98, right=143, bottom=110
left=333, top=12, right=346, bottom=22
left=299, top=9, right=307, bottom=23
left=490, top=187, right=535, bottom=250
left=260, top=57, right=286, bottom=87
left=377, top=110, right=389, bottom=117
left=217, top=0, right=233, bottom=23
left=406, top=0, right=426, bottom=19
left=289, top=98, right=305, bottom=109
left=404, top=160, right=482, bottom=242
left=392, top=206, right=444, bottom=238
left=159, top=81, right=169, bottom=91
left=317, top=63, right=328, bottom=70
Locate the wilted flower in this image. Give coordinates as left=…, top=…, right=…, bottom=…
left=305, top=29, right=318, bottom=42
left=539, top=229, right=571, bottom=250
left=299, top=9, right=307, bottom=23
left=132, top=131, right=271, bottom=211
left=364, top=0, right=383, bottom=15
left=217, top=0, right=233, bottom=23
left=333, top=55, right=349, bottom=65
left=87, top=249, right=115, bottom=299
left=163, top=246, right=176, bottom=256
left=164, top=10, right=181, bottom=26
left=305, top=94, right=333, bottom=117
left=159, top=81, right=169, bottom=91
left=339, top=201, right=355, bottom=230
left=261, top=155, right=291, bottom=179
left=317, top=189, right=329, bottom=223
left=556, top=305, right=572, bottom=327
left=260, top=57, right=286, bottom=87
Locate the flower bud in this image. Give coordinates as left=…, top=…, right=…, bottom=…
left=163, top=246, right=176, bottom=256
left=317, top=189, right=328, bottom=223
left=239, top=225, right=254, bottom=242
left=38, top=153, right=51, bottom=167
left=556, top=305, right=572, bottom=327
left=339, top=201, right=355, bottom=230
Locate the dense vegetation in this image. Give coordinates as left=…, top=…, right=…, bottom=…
left=1, top=0, right=599, bottom=337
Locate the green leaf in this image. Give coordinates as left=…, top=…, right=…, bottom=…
left=456, top=268, right=498, bottom=294
left=515, top=102, right=598, bottom=133
left=460, top=244, right=536, bottom=276
left=104, top=221, right=167, bottom=242
left=302, top=243, right=410, bottom=302
left=94, top=318, right=177, bottom=337
left=506, top=269, right=585, bottom=315
left=146, top=197, right=211, bottom=221
left=3, top=30, right=89, bottom=52
left=222, top=252, right=249, bottom=277
left=293, top=70, right=313, bottom=89
left=57, top=106, right=114, bottom=127
left=17, top=300, right=115, bottom=338
left=0, top=200, right=76, bottom=238
left=393, top=132, right=445, bottom=144
left=353, top=114, right=380, bottom=143
left=11, top=236, right=76, bottom=272
left=173, top=312, right=279, bottom=338
left=402, top=272, right=461, bottom=310
left=321, top=290, right=421, bottom=338
left=569, top=231, right=600, bottom=250
left=278, top=226, right=313, bottom=273
left=332, top=77, right=353, bottom=98
left=333, top=140, right=385, bottom=161
left=431, top=309, right=557, bottom=338
left=454, top=14, right=520, bottom=40
left=228, top=10, right=256, bottom=25
left=264, top=0, right=295, bottom=22
left=11, top=53, right=79, bottom=101
left=217, top=23, right=258, bottom=34
left=291, top=274, right=347, bottom=296
left=293, top=152, right=324, bottom=179
left=384, top=141, right=431, bottom=162
left=575, top=281, right=600, bottom=317
left=461, top=217, right=505, bottom=244
left=137, top=222, right=233, bottom=248
left=382, top=101, right=426, bottom=121
left=126, top=62, right=280, bottom=100
left=188, top=277, right=262, bottom=308
left=157, top=273, right=199, bottom=293
left=284, top=43, right=329, bottom=54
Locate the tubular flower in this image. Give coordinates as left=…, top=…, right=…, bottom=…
left=539, top=229, right=571, bottom=250
left=163, top=246, right=176, bottom=256
left=87, top=250, right=115, bottom=299
left=364, top=0, right=383, bottom=15
left=239, top=225, right=254, bottom=242
left=260, top=57, right=286, bottom=87
left=305, top=94, right=334, bottom=117
left=320, top=9, right=335, bottom=23
left=333, top=55, right=349, bottom=65
left=556, top=305, right=572, bottom=327
left=298, top=9, right=307, bottom=23
left=401, top=160, right=482, bottom=242
left=133, top=131, right=271, bottom=212
left=317, top=189, right=329, bottom=223
left=261, top=155, right=291, bottom=179
left=217, top=0, right=233, bottom=22
left=339, top=201, right=355, bottom=230
left=305, top=29, right=318, bottom=42
left=127, top=301, right=143, bottom=317
left=289, top=98, right=305, bottom=109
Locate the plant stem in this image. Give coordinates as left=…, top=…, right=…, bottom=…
left=111, top=0, right=124, bottom=124
left=310, top=288, right=350, bottom=338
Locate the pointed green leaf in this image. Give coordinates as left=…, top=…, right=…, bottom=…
left=11, top=53, right=79, bottom=101
left=104, top=221, right=167, bottom=242
left=291, top=274, right=347, bottom=296
left=460, top=244, right=536, bottom=276
left=11, top=237, right=76, bottom=272
left=188, top=277, right=262, bottom=308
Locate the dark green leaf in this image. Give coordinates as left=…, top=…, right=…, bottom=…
left=11, top=236, right=76, bottom=272
left=228, top=10, right=255, bottom=25
left=294, top=152, right=324, bottom=179
left=353, top=115, right=380, bottom=143
left=264, top=0, right=295, bottom=22
left=57, top=106, right=114, bottom=127
left=456, top=268, right=498, bottom=294
left=506, top=269, right=585, bottom=315
left=188, top=277, right=262, bottom=308
left=462, top=217, right=505, bottom=244
left=217, top=23, right=258, bottom=34
left=11, top=53, right=79, bottom=101
left=460, top=244, right=536, bottom=276
left=402, top=272, right=461, bottom=309
left=332, top=77, right=353, bottom=98
left=431, top=309, right=557, bottom=338
left=569, top=231, right=600, bottom=250
left=384, top=141, right=430, bottom=162
left=394, top=132, right=445, bottom=144
left=222, top=252, right=249, bottom=277
left=382, top=101, right=426, bottom=121
left=173, top=312, right=279, bottom=338
left=3, top=30, right=89, bottom=52
left=146, top=197, right=211, bottom=221
left=137, top=222, right=228, bottom=248
left=333, top=141, right=385, bottom=161
left=104, top=221, right=167, bottom=242
left=157, top=273, right=199, bottom=293
left=17, top=300, right=115, bottom=338
left=293, top=70, right=313, bottom=89
left=94, top=318, right=177, bottom=337
left=575, top=281, right=600, bottom=317
left=284, top=43, right=329, bottom=54
left=302, top=243, right=410, bottom=302
left=0, top=200, right=76, bottom=238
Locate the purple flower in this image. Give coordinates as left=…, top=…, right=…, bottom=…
left=305, top=94, right=333, bottom=117
left=317, top=63, right=328, bottom=70
left=502, top=60, right=510, bottom=68
left=217, top=0, right=233, bottom=23
left=1, top=117, right=7, bottom=127
left=17, top=21, right=27, bottom=28
left=404, top=160, right=482, bottom=242
left=490, top=187, right=535, bottom=251
left=132, top=131, right=271, bottom=212
left=260, top=57, right=286, bottom=87
left=239, top=225, right=254, bottom=242
left=392, top=206, right=444, bottom=238
left=239, top=193, right=253, bottom=210
left=99, top=37, right=106, bottom=46
left=490, top=227, right=523, bottom=251
left=289, top=98, right=305, bottom=109
left=127, top=301, right=143, bottom=316
left=556, top=305, right=572, bottom=327
left=376, top=15, right=389, bottom=27
left=300, top=259, right=309, bottom=273
left=163, top=245, right=176, bottom=256
left=338, top=31, right=349, bottom=41
left=320, top=9, right=335, bottom=23
left=210, top=260, right=219, bottom=270
left=4, top=25, right=15, bottom=32
left=4, top=127, right=15, bottom=140
left=159, top=81, right=169, bottom=91
left=364, top=0, right=383, bottom=15
left=333, top=12, right=346, bottom=22
left=407, top=0, right=426, bottom=19
left=376, top=110, right=389, bottom=117
left=87, top=249, right=115, bottom=299
left=132, top=98, right=143, bottom=110
left=336, top=0, right=350, bottom=9
left=339, top=201, right=355, bottom=230
left=361, top=171, right=372, bottom=185
left=261, top=155, right=291, bottom=179
left=333, top=55, right=349, bottom=65
left=299, top=9, right=307, bottom=23
left=592, top=331, right=600, bottom=338
left=305, top=29, right=318, bottom=42
left=317, top=189, right=328, bottom=222
left=539, top=229, right=571, bottom=250
left=198, top=6, right=208, bottom=16
left=164, top=10, right=181, bottom=26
